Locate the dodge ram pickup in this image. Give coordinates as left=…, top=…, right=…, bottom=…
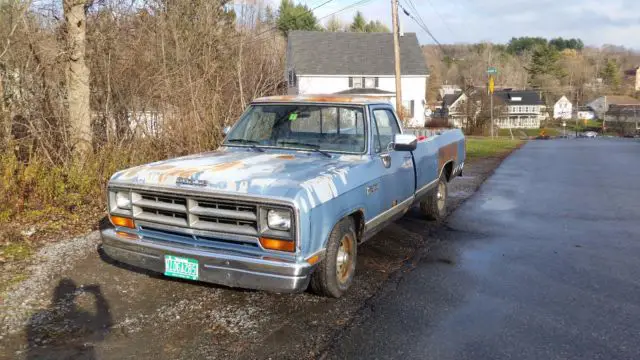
left=102, top=95, right=465, bottom=297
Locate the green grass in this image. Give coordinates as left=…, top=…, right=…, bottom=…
left=466, top=138, right=524, bottom=159
left=0, top=242, right=33, bottom=262
left=498, top=128, right=559, bottom=137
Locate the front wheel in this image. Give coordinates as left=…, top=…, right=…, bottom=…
left=420, top=173, right=448, bottom=221
left=310, top=217, right=357, bottom=298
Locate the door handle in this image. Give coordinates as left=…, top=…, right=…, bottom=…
left=380, top=153, right=391, bottom=168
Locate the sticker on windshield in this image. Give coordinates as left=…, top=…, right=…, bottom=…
left=289, top=113, right=298, bottom=121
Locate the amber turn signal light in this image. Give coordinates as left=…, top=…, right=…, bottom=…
left=111, top=215, right=135, bottom=229
left=306, top=254, right=320, bottom=265
left=259, top=237, right=295, bottom=252
left=116, top=231, right=139, bottom=240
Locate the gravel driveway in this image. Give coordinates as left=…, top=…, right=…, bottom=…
left=0, top=154, right=510, bottom=360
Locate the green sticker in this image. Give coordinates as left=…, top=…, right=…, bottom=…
left=289, top=113, right=298, bottom=121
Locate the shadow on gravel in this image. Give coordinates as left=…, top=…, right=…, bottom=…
left=25, top=279, right=113, bottom=360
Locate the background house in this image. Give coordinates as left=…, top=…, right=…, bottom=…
left=624, top=66, right=640, bottom=91
left=586, top=95, right=640, bottom=119
left=493, top=90, right=545, bottom=129
left=576, top=106, right=596, bottom=120
left=441, top=92, right=467, bottom=128
left=286, top=31, right=429, bottom=126
left=553, top=95, right=572, bottom=120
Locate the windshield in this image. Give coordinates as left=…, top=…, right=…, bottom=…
left=224, top=104, right=367, bottom=153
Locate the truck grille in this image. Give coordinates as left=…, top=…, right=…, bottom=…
left=131, top=191, right=259, bottom=236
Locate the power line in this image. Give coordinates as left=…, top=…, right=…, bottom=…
left=317, top=0, right=377, bottom=20
left=398, top=1, right=443, bottom=51
left=423, top=0, right=457, bottom=38
left=247, top=0, right=340, bottom=43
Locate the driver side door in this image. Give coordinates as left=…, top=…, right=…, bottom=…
left=367, top=106, right=416, bottom=227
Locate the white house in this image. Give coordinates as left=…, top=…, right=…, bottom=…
left=439, top=91, right=470, bottom=128
left=493, top=90, right=545, bottom=129
left=553, top=95, right=572, bottom=120
left=286, top=31, right=428, bottom=127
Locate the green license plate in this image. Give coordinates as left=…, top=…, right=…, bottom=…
left=164, top=255, right=199, bottom=281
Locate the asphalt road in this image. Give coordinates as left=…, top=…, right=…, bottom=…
left=328, top=138, right=640, bottom=360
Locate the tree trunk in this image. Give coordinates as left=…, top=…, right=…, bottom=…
left=64, top=0, right=92, bottom=159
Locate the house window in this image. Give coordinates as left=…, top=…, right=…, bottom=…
left=288, top=70, right=297, bottom=87
left=402, top=100, right=415, bottom=118
left=349, top=77, right=378, bottom=89
left=364, top=77, right=377, bottom=88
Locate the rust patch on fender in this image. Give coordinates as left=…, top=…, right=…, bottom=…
left=277, top=155, right=295, bottom=160
left=158, top=161, right=245, bottom=182
left=438, top=142, right=459, bottom=173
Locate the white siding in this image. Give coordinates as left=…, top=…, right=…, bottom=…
left=553, top=96, right=572, bottom=119
left=294, top=75, right=427, bottom=126
left=297, top=76, right=350, bottom=94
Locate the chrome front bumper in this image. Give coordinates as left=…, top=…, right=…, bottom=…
left=100, top=228, right=313, bottom=293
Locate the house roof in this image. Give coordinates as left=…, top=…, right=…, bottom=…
left=601, top=95, right=640, bottom=105
left=554, top=95, right=570, bottom=104
left=252, top=94, right=389, bottom=105
left=334, top=88, right=395, bottom=95
left=287, top=31, right=428, bottom=76
left=442, top=92, right=463, bottom=108
left=624, top=66, right=639, bottom=76
left=606, top=104, right=640, bottom=116
left=493, top=90, right=543, bottom=106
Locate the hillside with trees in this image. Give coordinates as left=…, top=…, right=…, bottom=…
left=424, top=37, right=640, bottom=108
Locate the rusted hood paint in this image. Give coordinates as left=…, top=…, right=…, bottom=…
left=109, top=148, right=367, bottom=208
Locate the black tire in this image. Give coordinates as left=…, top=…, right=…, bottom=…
left=420, top=172, right=448, bottom=221
left=310, top=217, right=357, bottom=298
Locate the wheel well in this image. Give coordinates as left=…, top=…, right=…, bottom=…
left=442, top=161, right=454, bottom=181
left=349, top=209, right=365, bottom=243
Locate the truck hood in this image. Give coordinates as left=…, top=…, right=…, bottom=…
left=109, top=148, right=368, bottom=207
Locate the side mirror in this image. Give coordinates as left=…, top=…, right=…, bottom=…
left=393, top=134, right=417, bottom=151
left=223, top=126, right=231, bottom=135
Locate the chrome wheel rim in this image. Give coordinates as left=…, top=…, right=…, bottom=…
left=437, top=182, right=446, bottom=212
left=336, top=234, right=354, bottom=284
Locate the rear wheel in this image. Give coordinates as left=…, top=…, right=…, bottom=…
left=310, top=217, right=357, bottom=298
left=420, top=172, right=448, bottom=221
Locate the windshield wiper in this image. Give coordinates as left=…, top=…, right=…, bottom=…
left=226, top=138, right=264, bottom=152
left=277, top=141, right=332, bottom=158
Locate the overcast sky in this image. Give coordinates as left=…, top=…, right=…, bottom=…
left=277, top=0, right=640, bottom=49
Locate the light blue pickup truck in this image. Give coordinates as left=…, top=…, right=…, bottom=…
left=102, top=95, right=465, bottom=297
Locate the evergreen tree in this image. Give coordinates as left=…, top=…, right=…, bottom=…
left=600, top=59, right=621, bottom=89
left=364, top=20, right=390, bottom=33
left=349, top=11, right=367, bottom=32
left=277, top=0, right=319, bottom=36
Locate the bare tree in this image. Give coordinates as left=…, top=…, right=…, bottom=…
left=64, top=0, right=92, bottom=159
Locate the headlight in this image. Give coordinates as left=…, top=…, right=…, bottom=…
left=267, top=209, right=291, bottom=231
left=115, top=191, right=131, bottom=210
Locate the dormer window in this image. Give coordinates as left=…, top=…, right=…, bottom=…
left=349, top=77, right=378, bottom=89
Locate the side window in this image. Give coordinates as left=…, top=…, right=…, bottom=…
left=372, top=109, right=400, bottom=153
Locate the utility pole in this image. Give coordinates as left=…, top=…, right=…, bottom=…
left=603, top=95, right=607, bottom=133
left=490, top=92, right=494, bottom=138
left=391, top=0, right=403, bottom=124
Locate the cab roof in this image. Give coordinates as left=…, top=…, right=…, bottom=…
left=252, top=94, right=392, bottom=106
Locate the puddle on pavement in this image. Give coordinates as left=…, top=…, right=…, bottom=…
left=481, top=196, right=516, bottom=211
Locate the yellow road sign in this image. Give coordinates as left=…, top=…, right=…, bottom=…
left=489, top=76, right=495, bottom=94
